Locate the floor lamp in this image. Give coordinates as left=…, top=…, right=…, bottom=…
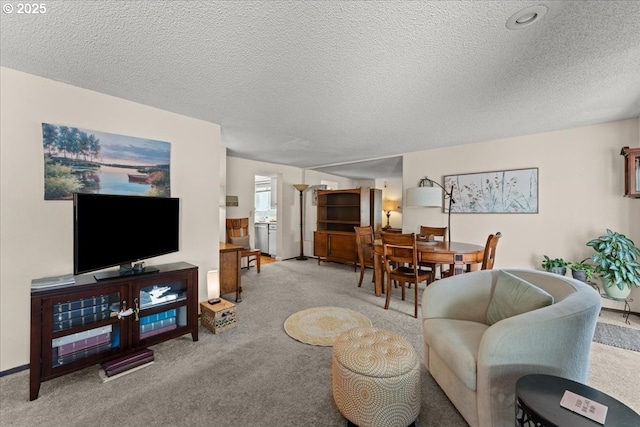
left=293, top=184, right=310, bottom=260
left=405, top=177, right=455, bottom=242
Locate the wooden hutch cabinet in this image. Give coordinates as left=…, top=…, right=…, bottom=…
left=314, top=187, right=382, bottom=266
left=621, top=146, right=640, bottom=198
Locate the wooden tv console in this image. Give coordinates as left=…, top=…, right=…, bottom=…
left=29, top=262, right=198, bottom=400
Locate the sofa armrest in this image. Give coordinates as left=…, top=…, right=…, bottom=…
left=421, top=270, right=495, bottom=323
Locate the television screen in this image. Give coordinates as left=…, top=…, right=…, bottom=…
left=74, top=193, right=179, bottom=279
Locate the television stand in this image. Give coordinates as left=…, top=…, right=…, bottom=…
left=30, top=261, right=198, bottom=400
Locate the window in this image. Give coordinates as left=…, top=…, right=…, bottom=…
left=255, top=190, right=271, bottom=211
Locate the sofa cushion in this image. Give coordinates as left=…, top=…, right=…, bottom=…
left=230, top=235, right=250, bottom=249
left=485, top=270, right=554, bottom=326
left=423, top=318, right=488, bottom=391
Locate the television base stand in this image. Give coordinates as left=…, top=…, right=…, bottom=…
left=94, top=266, right=160, bottom=281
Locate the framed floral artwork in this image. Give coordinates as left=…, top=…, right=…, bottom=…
left=443, top=168, right=538, bottom=213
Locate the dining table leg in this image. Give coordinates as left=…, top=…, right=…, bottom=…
left=449, top=260, right=480, bottom=275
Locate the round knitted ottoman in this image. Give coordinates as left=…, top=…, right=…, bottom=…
left=332, top=327, right=421, bottom=427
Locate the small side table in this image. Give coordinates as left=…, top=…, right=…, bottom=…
left=516, top=374, right=639, bottom=427
left=600, top=294, right=634, bottom=325
left=200, top=299, right=237, bottom=334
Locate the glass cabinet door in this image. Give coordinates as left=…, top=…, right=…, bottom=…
left=621, top=146, right=640, bottom=198
left=135, top=278, right=189, bottom=342
left=49, top=287, right=123, bottom=369
left=635, top=155, right=640, bottom=194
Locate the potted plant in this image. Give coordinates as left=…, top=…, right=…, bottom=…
left=569, top=258, right=596, bottom=283
left=587, top=229, right=640, bottom=299
left=542, top=255, right=568, bottom=276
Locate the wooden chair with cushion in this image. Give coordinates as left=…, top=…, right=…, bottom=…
left=382, top=233, right=432, bottom=318
left=418, top=225, right=448, bottom=282
left=226, top=218, right=261, bottom=273
left=354, top=226, right=375, bottom=287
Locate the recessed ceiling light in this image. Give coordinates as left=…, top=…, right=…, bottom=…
left=506, top=5, right=548, bottom=30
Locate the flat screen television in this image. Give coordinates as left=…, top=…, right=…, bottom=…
left=73, top=193, right=180, bottom=280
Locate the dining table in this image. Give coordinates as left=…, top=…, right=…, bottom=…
left=372, top=239, right=486, bottom=297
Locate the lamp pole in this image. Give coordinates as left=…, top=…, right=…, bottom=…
left=418, top=177, right=455, bottom=242
left=293, top=184, right=309, bottom=260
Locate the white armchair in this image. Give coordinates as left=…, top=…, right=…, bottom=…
left=421, top=269, right=601, bottom=427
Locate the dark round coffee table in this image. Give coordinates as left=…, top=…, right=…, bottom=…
left=516, top=374, right=639, bottom=426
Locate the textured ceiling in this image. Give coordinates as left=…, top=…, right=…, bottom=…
left=2, top=1, right=639, bottom=179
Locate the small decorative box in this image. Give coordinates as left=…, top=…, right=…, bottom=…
left=200, top=299, right=237, bottom=334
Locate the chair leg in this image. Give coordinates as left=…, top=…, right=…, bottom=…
left=384, top=276, right=392, bottom=310
left=256, top=255, right=261, bottom=274
left=358, top=266, right=364, bottom=287
left=414, top=282, right=419, bottom=318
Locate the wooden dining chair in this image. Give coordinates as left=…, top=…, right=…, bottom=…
left=354, top=226, right=375, bottom=287
left=481, top=231, right=502, bottom=270
left=226, top=218, right=261, bottom=273
left=418, top=226, right=448, bottom=282
left=382, top=233, right=431, bottom=318
left=419, top=226, right=448, bottom=240
left=440, top=231, right=502, bottom=278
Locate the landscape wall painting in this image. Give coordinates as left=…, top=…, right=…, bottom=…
left=443, top=167, right=538, bottom=213
left=42, top=123, right=171, bottom=200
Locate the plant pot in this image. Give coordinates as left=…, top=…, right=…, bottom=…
left=571, top=269, right=587, bottom=282
left=550, top=267, right=566, bottom=276
left=602, top=278, right=632, bottom=299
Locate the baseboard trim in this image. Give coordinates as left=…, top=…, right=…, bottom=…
left=0, top=363, right=28, bottom=377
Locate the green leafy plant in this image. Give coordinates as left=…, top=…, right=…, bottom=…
left=541, top=255, right=568, bottom=271
left=569, top=259, right=596, bottom=282
left=587, top=229, right=640, bottom=290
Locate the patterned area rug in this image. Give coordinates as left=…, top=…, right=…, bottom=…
left=284, top=306, right=372, bottom=346
left=593, top=322, right=640, bottom=352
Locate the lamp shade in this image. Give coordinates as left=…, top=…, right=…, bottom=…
left=293, top=184, right=309, bottom=192
left=382, top=199, right=397, bottom=212
left=207, top=269, right=220, bottom=300
left=406, top=186, right=442, bottom=207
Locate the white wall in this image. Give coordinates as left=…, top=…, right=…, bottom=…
left=0, top=68, right=222, bottom=371
left=403, top=118, right=640, bottom=310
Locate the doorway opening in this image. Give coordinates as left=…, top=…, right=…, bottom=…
left=254, top=174, right=277, bottom=258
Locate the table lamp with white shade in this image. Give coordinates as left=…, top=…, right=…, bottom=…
left=207, top=269, right=220, bottom=304
left=382, top=199, right=399, bottom=230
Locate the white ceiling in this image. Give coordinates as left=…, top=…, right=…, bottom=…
left=2, top=1, right=639, bottom=180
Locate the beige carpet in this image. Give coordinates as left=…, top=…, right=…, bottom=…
left=588, top=309, right=640, bottom=413
left=284, top=306, right=372, bottom=346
